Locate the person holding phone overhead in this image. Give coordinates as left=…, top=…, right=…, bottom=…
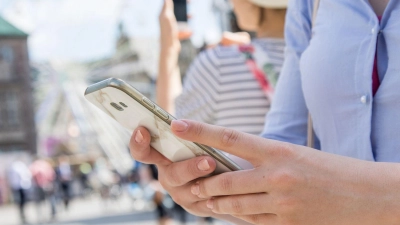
left=131, top=0, right=400, bottom=224
left=157, top=0, right=286, bottom=138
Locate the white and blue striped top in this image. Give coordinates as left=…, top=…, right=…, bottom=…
left=175, top=38, right=285, bottom=135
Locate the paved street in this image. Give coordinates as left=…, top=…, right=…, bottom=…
left=0, top=194, right=224, bottom=225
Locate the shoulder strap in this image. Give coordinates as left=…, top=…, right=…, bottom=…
left=307, top=0, right=321, bottom=148
left=238, top=44, right=274, bottom=100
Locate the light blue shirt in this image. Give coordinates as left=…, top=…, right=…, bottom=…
left=262, top=0, right=400, bottom=162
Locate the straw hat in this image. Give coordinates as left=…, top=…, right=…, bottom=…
left=249, top=0, right=288, bottom=8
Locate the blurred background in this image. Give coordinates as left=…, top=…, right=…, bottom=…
left=0, top=0, right=241, bottom=224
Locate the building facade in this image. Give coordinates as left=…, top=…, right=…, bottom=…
left=0, top=17, right=36, bottom=162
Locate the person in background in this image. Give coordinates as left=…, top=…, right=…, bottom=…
left=157, top=0, right=286, bottom=139
left=78, top=162, right=93, bottom=197
left=56, top=156, right=72, bottom=210
left=30, top=159, right=57, bottom=221
left=158, top=0, right=286, bottom=135
left=8, top=161, right=32, bottom=224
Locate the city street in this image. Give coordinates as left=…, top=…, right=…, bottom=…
left=0, top=194, right=222, bottom=225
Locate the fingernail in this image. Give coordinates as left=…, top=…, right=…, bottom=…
left=191, top=183, right=200, bottom=195
left=172, top=120, right=188, bottom=132
left=197, top=159, right=210, bottom=171
left=206, top=198, right=214, bottom=209
left=135, top=130, right=143, bottom=143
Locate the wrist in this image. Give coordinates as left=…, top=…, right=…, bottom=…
left=368, top=162, right=400, bottom=224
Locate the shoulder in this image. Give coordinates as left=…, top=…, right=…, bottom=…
left=287, top=0, right=314, bottom=21
left=194, top=45, right=245, bottom=69
left=289, top=0, right=314, bottom=12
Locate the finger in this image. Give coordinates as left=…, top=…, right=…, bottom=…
left=165, top=182, right=206, bottom=208
left=184, top=200, right=219, bottom=218
left=129, top=127, right=171, bottom=167
left=206, top=193, right=272, bottom=215
left=233, top=214, right=277, bottom=225
left=192, top=170, right=266, bottom=198
left=160, top=156, right=216, bottom=187
left=171, top=120, right=277, bottom=165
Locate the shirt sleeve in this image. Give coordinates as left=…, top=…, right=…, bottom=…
left=175, top=49, right=220, bottom=124
left=261, top=0, right=318, bottom=147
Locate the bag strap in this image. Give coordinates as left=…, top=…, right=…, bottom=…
left=239, top=44, right=274, bottom=100
left=307, top=0, right=321, bottom=148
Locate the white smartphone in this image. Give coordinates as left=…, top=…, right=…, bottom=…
left=84, top=78, right=242, bottom=174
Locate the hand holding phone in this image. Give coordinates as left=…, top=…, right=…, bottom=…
left=84, top=78, right=242, bottom=174
left=159, top=0, right=191, bottom=50
left=173, top=0, right=187, bottom=22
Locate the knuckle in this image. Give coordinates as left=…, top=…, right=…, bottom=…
left=192, top=123, right=205, bottom=137
left=275, top=197, right=298, bottom=215
left=221, top=128, right=241, bottom=147
left=218, top=175, right=233, bottom=193
left=165, top=165, right=183, bottom=187
left=267, top=169, right=299, bottom=189
left=248, top=214, right=261, bottom=224
left=270, top=143, right=295, bottom=159
left=229, top=198, right=244, bottom=214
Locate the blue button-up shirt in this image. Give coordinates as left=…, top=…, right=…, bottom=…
left=262, top=0, right=400, bottom=162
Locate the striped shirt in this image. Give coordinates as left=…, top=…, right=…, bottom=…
left=175, top=38, right=285, bottom=135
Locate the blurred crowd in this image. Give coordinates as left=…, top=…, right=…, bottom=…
left=4, top=156, right=216, bottom=225
left=6, top=156, right=120, bottom=224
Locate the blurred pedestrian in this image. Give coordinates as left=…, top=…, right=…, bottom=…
left=139, top=165, right=171, bottom=225
left=7, top=161, right=32, bottom=224
left=30, top=159, right=56, bottom=221
left=78, top=162, right=93, bottom=196
left=56, top=156, right=72, bottom=210
left=157, top=0, right=287, bottom=138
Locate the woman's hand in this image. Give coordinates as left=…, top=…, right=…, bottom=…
left=129, top=127, right=217, bottom=217
left=169, top=119, right=400, bottom=225
left=129, top=127, right=253, bottom=225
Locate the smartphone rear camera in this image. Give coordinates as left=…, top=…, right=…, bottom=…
left=119, top=102, right=128, bottom=108
left=110, top=102, right=124, bottom=111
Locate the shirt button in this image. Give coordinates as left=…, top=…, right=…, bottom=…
left=371, top=28, right=375, bottom=34
left=360, top=95, right=368, bottom=104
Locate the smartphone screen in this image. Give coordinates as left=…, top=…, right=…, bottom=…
left=173, top=0, right=187, bottom=22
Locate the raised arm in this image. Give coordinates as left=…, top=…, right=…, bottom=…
left=157, top=0, right=183, bottom=115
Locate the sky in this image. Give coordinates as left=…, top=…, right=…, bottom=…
left=0, top=0, right=222, bottom=62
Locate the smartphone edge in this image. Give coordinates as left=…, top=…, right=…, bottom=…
left=85, top=78, right=242, bottom=171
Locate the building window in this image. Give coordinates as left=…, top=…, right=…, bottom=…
left=0, top=145, right=25, bottom=152
left=0, top=90, right=20, bottom=129
left=0, top=46, right=14, bottom=81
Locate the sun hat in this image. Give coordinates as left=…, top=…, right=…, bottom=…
left=249, top=0, right=288, bottom=8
